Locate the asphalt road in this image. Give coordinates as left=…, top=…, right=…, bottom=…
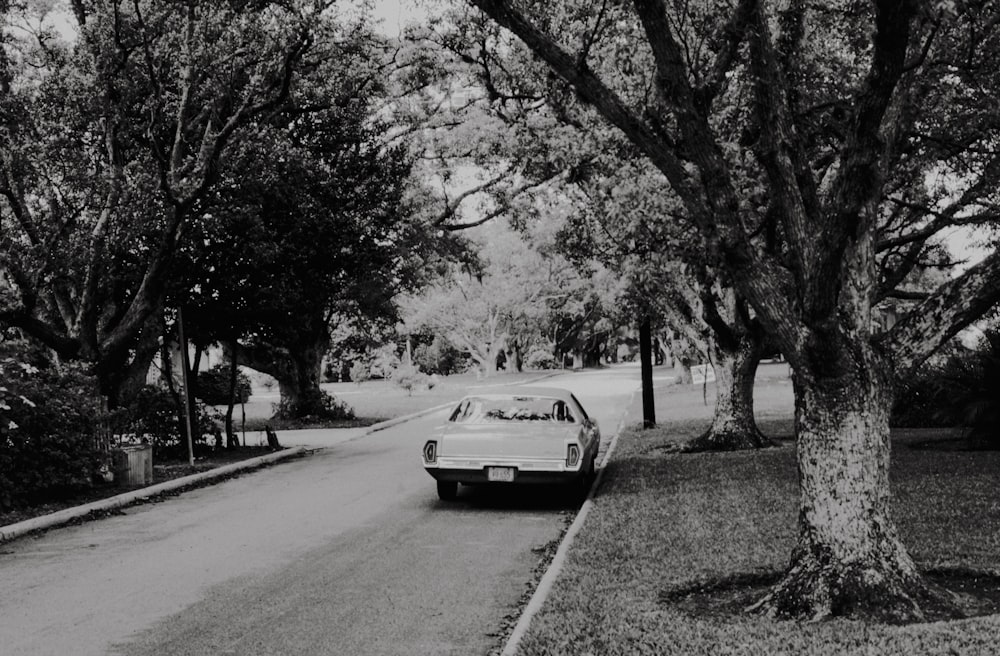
left=0, top=367, right=641, bottom=656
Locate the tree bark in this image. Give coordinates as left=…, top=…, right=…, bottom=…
left=680, top=334, right=771, bottom=451
left=239, top=335, right=329, bottom=419
left=749, top=348, right=956, bottom=621
left=225, top=341, right=240, bottom=448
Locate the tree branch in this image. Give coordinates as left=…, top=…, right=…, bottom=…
left=883, top=249, right=1000, bottom=377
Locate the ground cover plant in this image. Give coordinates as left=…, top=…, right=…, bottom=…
left=515, top=376, right=1000, bottom=655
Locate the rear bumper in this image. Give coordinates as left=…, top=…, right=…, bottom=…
left=425, top=457, right=585, bottom=485
left=426, top=467, right=583, bottom=485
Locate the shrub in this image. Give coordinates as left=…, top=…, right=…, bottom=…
left=274, top=388, right=355, bottom=423
left=891, top=331, right=1000, bottom=447
left=891, top=367, right=955, bottom=429
left=349, top=360, right=371, bottom=385
left=112, top=385, right=215, bottom=457
left=0, top=346, right=106, bottom=510
left=390, top=363, right=429, bottom=396
left=413, top=336, right=467, bottom=376
left=938, top=330, right=1000, bottom=448
left=525, top=348, right=558, bottom=370
left=194, top=364, right=252, bottom=405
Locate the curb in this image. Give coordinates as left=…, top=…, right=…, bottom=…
left=0, top=446, right=308, bottom=544
left=360, top=404, right=455, bottom=435
left=500, top=385, right=639, bottom=656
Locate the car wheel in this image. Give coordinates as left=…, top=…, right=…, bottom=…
left=587, top=454, right=599, bottom=484
left=437, top=480, right=458, bottom=501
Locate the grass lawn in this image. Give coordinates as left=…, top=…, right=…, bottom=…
left=515, top=375, right=1000, bottom=655
left=236, top=369, right=559, bottom=428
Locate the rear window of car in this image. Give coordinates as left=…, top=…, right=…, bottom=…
left=448, top=396, right=577, bottom=424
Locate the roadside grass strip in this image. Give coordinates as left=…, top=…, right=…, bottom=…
left=512, top=416, right=1000, bottom=655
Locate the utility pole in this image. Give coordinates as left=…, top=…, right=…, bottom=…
left=178, top=308, right=196, bottom=466
left=639, top=315, right=656, bottom=428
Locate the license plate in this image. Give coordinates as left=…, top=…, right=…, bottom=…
left=487, top=467, right=515, bottom=482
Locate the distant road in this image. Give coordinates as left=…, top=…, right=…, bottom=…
left=0, top=367, right=640, bottom=656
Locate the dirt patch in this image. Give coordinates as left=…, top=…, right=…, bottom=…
left=659, top=568, right=1000, bottom=624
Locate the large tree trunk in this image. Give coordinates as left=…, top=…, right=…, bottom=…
left=679, top=334, right=771, bottom=452
left=225, top=341, right=240, bottom=449
left=749, top=349, right=956, bottom=621
left=237, top=333, right=327, bottom=419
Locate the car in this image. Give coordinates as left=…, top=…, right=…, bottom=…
left=421, top=386, right=601, bottom=500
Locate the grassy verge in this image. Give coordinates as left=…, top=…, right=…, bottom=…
left=515, top=379, right=1000, bottom=655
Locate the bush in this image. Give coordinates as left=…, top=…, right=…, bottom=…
left=891, top=367, right=955, bottom=429
left=413, top=336, right=467, bottom=376
left=390, top=363, right=429, bottom=396
left=938, top=330, right=1000, bottom=448
left=891, top=331, right=1000, bottom=447
left=349, top=360, right=371, bottom=385
left=274, top=388, right=355, bottom=423
left=0, top=347, right=107, bottom=510
left=112, top=385, right=215, bottom=457
left=525, top=348, right=558, bottom=370
left=195, top=364, right=252, bottom=405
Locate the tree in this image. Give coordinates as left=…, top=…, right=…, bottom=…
left=176, top=26, right=463, bottom=419
left=555, top=159, right=772, bottom=449
left=407, top=9, right=772, bottom=449
left=0, top=1, right=325, bottom=405
left=466, top=0, right=1000, bottom=621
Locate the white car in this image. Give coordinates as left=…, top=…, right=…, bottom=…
left=422, top=386, right=601, bottom=500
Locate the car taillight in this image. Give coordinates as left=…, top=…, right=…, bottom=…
left=566, top=443, right=580, bottom=468
left=423, top=440, right=437, bottom=464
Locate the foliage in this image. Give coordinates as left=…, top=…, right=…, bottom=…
left=174, top=25, right=467, bottom=417
left=0, top=1, right=325, bottom=403
left=390, top=363, right=429, bottom=396
left=525, top=348, right=558, bottom=370
left=0, top=345, right=106, bottom=510
left=944, top=331, right=1000, bottom=448
left=402, top=221, right=620, bottom=373
left=349, top=361, right=372, bottom=385
left=893, top=331, right=1000, bottom=448
left=194, top=364, right=252, bottom=406
left=111, top=385, right=215, bottom=456
left=273, top=389, right=354, bottom=424
left=412, top=335, right=468, bottom=375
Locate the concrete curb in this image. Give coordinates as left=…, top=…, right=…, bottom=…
left=360, top=404, right=455, bottom=436
left=500, top=386, right=640, bottom=656
left=0, top=446, right=308, bottom=544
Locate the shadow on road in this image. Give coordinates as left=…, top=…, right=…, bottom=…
left=429, top=483, right=584, bottom=512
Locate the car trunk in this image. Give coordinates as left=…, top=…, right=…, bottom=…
left=439, top=423, right=575, bottom=460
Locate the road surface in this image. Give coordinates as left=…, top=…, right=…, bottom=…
left=0, top=367, right=641, bottom=656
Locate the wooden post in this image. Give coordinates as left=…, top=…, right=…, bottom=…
left=178, top=308, right=195, bottom=466
left=640, top=316, right=655, bottom=428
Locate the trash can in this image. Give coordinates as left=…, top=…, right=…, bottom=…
left=113, top=444, right=153, bottom=487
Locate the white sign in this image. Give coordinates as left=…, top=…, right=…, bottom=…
left=691, top=364, right=716, bottom=385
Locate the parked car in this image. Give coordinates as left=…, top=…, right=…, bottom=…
left=421, top=386, right=601, bottom=500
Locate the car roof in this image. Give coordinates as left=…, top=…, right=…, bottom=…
left=460, top=386, right=577, bottom=402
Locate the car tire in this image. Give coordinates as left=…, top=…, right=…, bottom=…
left=437, top=480, right=458, bottom=501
